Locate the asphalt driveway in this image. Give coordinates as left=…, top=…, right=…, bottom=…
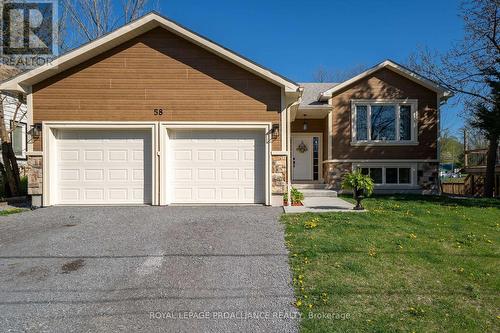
left=0, top=206, right=298, bottom=332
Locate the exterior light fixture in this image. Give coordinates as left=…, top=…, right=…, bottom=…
left=271, top=124, right=279, bottom=140
left=29, top=123, right=42, bottom=139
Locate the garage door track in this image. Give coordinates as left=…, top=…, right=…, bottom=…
left=0, top=206, right=298, bottom=332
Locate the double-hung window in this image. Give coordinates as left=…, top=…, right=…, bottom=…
left=352, top=100, right=417, bottom=144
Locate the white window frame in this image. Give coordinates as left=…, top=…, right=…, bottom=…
left=353, top=163, right=418, bottom=187
left=10, top=121, right=27, bottom=160
left=351, top=99, right=418, bottom=145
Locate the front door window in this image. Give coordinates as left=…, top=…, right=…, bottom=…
left=313, top=137, right=319, bottom=181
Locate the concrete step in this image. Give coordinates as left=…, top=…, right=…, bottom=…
left=301, top=189, right=338, bottom=197
left=293, top=183, right=327, bottom=190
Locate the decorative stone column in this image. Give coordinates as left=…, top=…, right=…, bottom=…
left=272, top=155, right=287, bottom=195
left=418, top=162, right=439, bottom=194
left=324, top=162, right=352, bottom=190
left=26, top=154, right=43, bottom=207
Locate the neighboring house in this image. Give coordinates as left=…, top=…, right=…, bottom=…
left=0, top=13, right=450, bottom=207
left=0, top=65, right=28, bottom=166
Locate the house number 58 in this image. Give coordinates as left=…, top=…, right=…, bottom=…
left=153, top=108, right=164, bottom=116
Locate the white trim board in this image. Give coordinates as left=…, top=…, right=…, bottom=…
left=0, top=13, right=300, bottom=94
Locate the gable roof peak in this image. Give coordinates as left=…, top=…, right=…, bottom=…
left=0, top=11, right=299, bottom=94
left=318, top=59, right=452, bottom=101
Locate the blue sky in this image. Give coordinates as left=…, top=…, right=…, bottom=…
left=157, top=0, right=464, bottom=135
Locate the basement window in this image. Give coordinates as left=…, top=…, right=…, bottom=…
left=358, top=164, right=415, bottom=186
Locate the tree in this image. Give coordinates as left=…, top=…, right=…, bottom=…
left=0, top=65, right=25, bottom=197
left=470, top=80, right=500, bottom=197
left=409, top=0, right=500, bottom=197
left=312, top=64, right=367, bottom=83
left=61, top=0, right=158, bottom=51
left=439, top=130, right=464, bottom=168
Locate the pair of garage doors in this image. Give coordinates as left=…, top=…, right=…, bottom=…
left=55, top=129, right=265, bottom=205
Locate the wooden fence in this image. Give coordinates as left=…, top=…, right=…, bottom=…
left=441, top=182, right=466, bottom=196
left=441, top=174, right=491, bottom=197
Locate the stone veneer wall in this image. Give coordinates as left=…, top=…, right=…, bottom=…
left=272, top=155, right=287, bottom=194
left=27, top=155, right=43, bottom=196
left=417, top=162, right=439, bottom=194
left=324, top=162, right=352, bottom=190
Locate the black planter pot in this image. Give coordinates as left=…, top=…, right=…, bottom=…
left=353, top=188, right=365, bottom=210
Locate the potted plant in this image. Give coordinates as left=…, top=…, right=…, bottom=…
left=341, top=171, right=374, bottom=210
left=283, top=187, right=305, bottom=206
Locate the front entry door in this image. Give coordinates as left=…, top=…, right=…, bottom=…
left=292, top=136, right=314, bottom=180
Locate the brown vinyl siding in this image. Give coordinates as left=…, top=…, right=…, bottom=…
left=32, top=27, right=282, bottom=150
left=330, top=67, right=438, bottom=160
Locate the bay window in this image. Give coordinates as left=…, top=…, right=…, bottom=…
left=352, top=100, right=417, bottom=144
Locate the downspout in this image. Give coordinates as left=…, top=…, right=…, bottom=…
left=285, top=92, right=302, bottom=206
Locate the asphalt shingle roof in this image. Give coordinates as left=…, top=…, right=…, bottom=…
left=299, top=82, right=338, bottom=107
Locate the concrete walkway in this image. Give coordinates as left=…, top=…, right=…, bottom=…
left=283, top=196, right=356, bottom=213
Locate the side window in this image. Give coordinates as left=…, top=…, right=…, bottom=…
left=10, top=122, right=26, bottom=158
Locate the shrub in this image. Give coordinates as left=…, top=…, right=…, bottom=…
left=0, top=176, right=28, bottom=198
left=20, top=176, right=28, bottom=196
left=341, top=171, right=374, bottom=210
left=283, top=187, right=304, bottom=204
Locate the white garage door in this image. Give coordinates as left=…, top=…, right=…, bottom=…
left=55, top=129, right=152, bottom=205
left=168, top=130, right=265, bottom=204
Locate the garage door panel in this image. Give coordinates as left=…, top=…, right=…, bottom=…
left=55, top=129, right=152, bottom=205
left=168, top=130, right=265, bottom=204
left=85, top=189, right=104, bottom=201
left=84, top=150, right=104, bottom=161
left=85, top=169, right=104, bottom=181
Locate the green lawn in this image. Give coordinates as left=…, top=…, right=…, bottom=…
left=0, top=208, right=25, bottom=216
left=282, top=195, right=500, bottom=332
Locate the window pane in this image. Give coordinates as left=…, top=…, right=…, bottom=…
left=399, top=168, right=411, bottom=184
left=370, top=168, right=383, bottom=184
left=361, top=168, right=369, bottom=176
left=12, top=125, right=23, bottom=156
left=313, top=137, right=319, bottom=181
left=400, top=105, right=412, bottom=140
left=371, top=105, right=396, bottom=140
left=386, top=168, right=398, bottom=184
left=356, top=105, right=368, bottom=140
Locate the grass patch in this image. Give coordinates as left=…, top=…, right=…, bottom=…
left=0, top=208, right=25, bottom=216
left=282, top=195, right=500, bottom=332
